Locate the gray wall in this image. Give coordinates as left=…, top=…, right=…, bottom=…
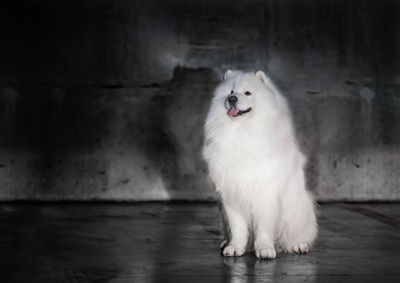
left=0, top=0, right=399, bottom=201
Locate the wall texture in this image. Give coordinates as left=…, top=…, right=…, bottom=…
left=0, top=0, right=399, bottom=201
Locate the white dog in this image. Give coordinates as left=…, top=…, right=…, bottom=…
left=202, top=70, right=317, bottom=259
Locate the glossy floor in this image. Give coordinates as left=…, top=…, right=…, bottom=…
left=1, top=203, right=399, bottom=282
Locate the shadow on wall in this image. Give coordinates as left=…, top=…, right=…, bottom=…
left=134, top=66, right=220, bottom=201
left=107, top=66, right=220, bottom=201
left=160, top=67, right=220, bottom=200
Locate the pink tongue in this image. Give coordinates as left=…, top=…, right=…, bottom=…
left=228, top=107, right=239, bottom=117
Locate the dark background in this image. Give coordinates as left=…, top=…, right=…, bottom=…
left=0, top=0, right=399, bottom=201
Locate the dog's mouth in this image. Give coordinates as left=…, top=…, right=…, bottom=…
left=227, top=106, right=252, bottom=117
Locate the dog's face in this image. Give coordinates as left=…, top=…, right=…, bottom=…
left=214, top=70, right=273, bottom=119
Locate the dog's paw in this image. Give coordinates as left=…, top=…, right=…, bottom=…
left=255, top=247, right=276, bottom=259
left=222, top=245, right=245, bottom=257
left=293, top=242, right=309, bottom=254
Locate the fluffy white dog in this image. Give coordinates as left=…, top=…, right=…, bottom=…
left=202, top=70, right=317, bottom=259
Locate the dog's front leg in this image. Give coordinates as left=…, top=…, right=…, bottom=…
left=221, top=203, right=248, bottom=256
left=253, top=204, right=277, bottom=259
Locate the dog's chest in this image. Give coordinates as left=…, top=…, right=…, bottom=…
left=208, top=131, right=279, bottom=180
left=213, top=126, right=275, bottom=160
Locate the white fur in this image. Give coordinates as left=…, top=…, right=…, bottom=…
left=202, top=70, right=317, bottom=259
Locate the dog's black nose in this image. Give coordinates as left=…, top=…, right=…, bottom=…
left=228, top=95, right=238, bottom=105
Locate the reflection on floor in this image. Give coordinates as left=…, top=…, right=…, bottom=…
left=1, top=203, right=399, bottom=282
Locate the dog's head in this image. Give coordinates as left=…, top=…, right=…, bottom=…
left=213, top=70, right=277, bottom=120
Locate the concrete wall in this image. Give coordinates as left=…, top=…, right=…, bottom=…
left=0, top=0, right=399, bottom=201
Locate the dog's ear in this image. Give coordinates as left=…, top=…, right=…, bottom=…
left=223, top=69, right=233, bottom=80
left=255, top=70, right=270, bottom=85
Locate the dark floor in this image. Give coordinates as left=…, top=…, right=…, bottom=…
left=1, top=203, right=400, bottom=282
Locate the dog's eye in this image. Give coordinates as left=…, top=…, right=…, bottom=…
left=245, top=91, right=252, bottom=96
left=230, top=90, right=234, bottom=94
